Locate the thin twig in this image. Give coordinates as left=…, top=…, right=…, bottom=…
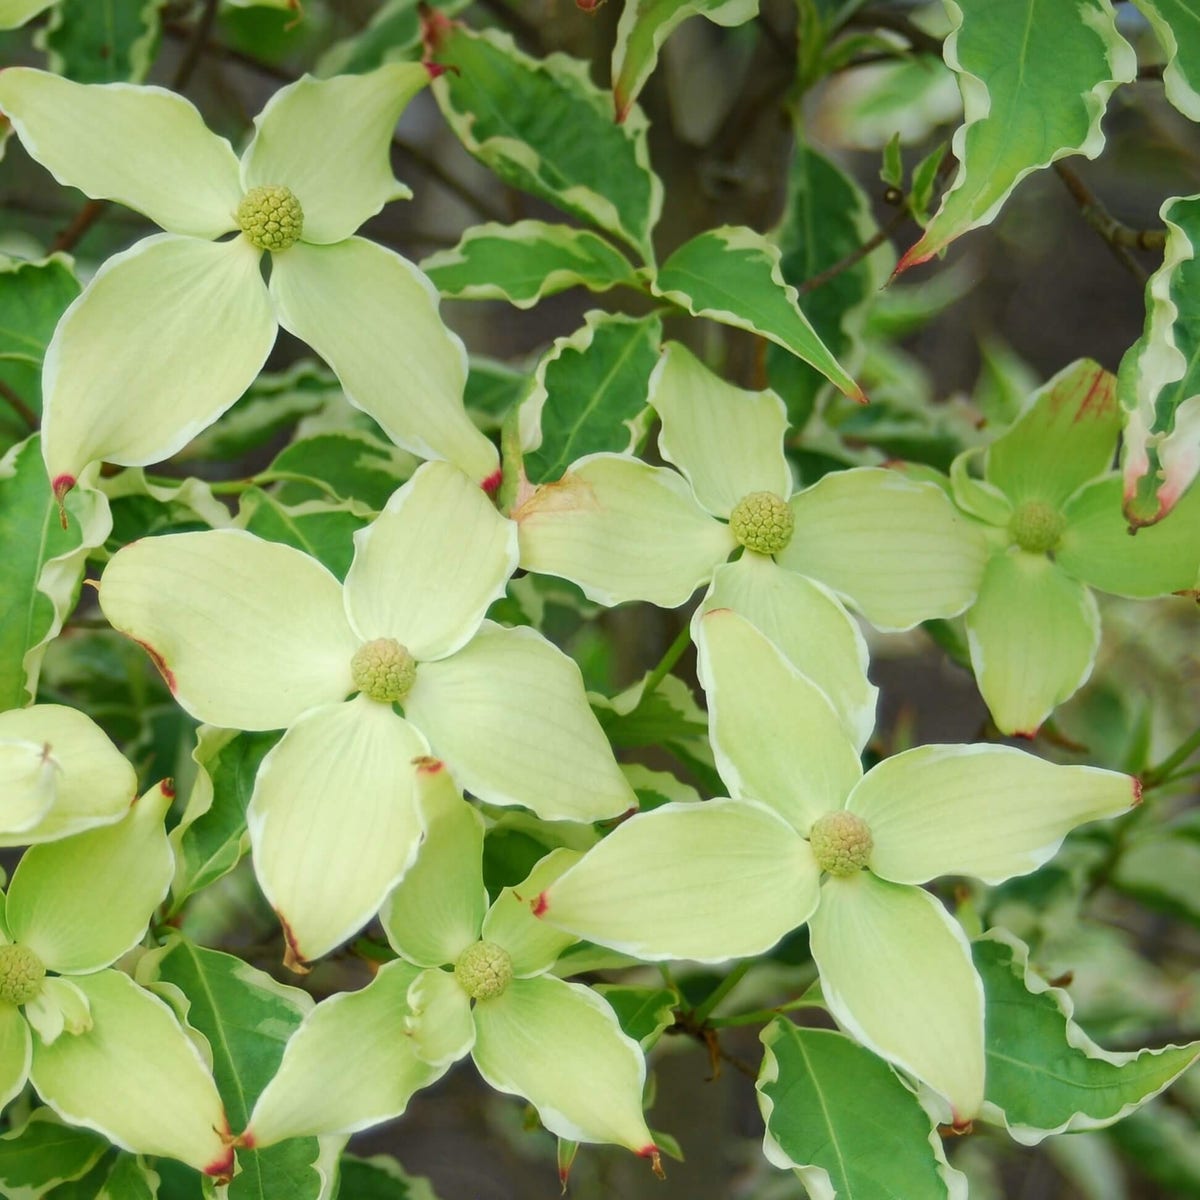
left=0, top=379, right=38, bottom=430
left=799, top=205, right=910, bottom=293
left=1054, top=162, right=1163, bottom=282
left=50, top=199, right=108, bottom=254
left=170, top=0, right=220, bottom=92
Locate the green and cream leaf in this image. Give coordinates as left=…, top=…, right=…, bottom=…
left=1130, top=0, right=1200, bottom=120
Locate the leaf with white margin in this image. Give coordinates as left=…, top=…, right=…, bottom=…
left=897, top=0, right=1135, bottom=271
left=0, top=704, right=136, bottom=846
left=779, top=467, right=988, bottom=631
left=0, top=435, right=111, bottom=711
left=97, top=1154, right=161, bottom=1200
left=697, top=608, right=862, bottom=833
left=8, top=780, right=173, bottom=975
left=985, top=359, right=1121, bottom=509
left=246, top=959, right=439, bottom=1146
left=269, top=237, right=499, bottom=487
left=593, top=985, right=676, bottom=1050
left=472, top=974, right=656, bottom=1153
left=41, top=234, right=277, bottom=487
left=30, top=970, right=234, bottom=1178
left=0, top=253, right=79, bottom=373
left=0, top=69, right=242, bottom=238
left=344, top=459, right=517, bottom=660
left=240, top=64, right=428, bottom=246
left=768, top=138, right=891, bottom=429
left=1130, top=1, right=1200, bottom=120
left=698, top=555, right=877, bottom=752
left=38, top=0, right=166, bottom=84
left=238, top=490, right=368, bottom=582
left=520, top=312, right=662, bottom=485
left=848, top=744, right=1137, bottom=887
left=99, top=528, right=359, bottom=733
left=247, top=697, right=426, bottom=966
left=515, top=454, right=734, bottom=608
left=1117, top=193, right=1200, bottom=527
left=965, top=551, right=1100, bottom=736
left=758, top=1022, right=968, bottom=1200
left=141, top=936, right=333, bottom=1198
left=423, top=221, right=638, bottom=309
left=382, top=758, right=488, bottom=968
left=974, top=929, right=1200, bottom=1142
left=538, top=798, right=820, bottom=962
left=0, top=0, right=53, bottom=27
left=101, top=465, right=235, bottom=533
left=404, top=622, right=636, bottom=822
left=335, top=1153, right=443, bottom=1200
left=425, top=19, right=663, bottom=262
left=0, top=1108, right=108, bottom=1199
left=651, top=227, right=864, bottom=401
left=650, top=341, right=791, bottom=519
left=317, top=0, right=470, bottom=75
left=482, top=847, right=581, bottom=976
left=610, top=0, right=758, bottom=120
left=168, top=728, right=280, bottom=913
left=811, top=873, right=985, bottom=1125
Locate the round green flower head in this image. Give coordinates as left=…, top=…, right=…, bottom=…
left=236, top=184, right=304, bottom=252
left=454, top=940, right=513, bottom=1001
left=1008, top=500, right=1067, bottom=555
left=0, top=943, right=45, bottom=1005
left=351, top=638, right=417, bottom=703
left=730, top=491, right=794, bottom=555
left=809, top=810, right=873, bottom=877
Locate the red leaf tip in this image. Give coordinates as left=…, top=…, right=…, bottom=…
left=531, top=891, right=549, bottom=918
left=481, top=467, right=503, bottom=496
left=1131, top=776, right=1144, bottom=807
left=412, top=754, right=445, bottom=774
left=204, top=1146, right=236, bottom=1182
left=637, top=1146, right=665, bottom=1178
left=52, top=474, right=75, bottom=528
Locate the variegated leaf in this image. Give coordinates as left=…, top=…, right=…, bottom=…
left=898, top=0, right=1136, bottom=271
left=1130, top=0, right=1200, bottom=121
left=37, top=0, right=165, bottom=83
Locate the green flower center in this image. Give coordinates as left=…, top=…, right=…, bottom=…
left=729, top=491, right=794, bottom=555
left=351, top=638, right=417, bottom=703
left=1008, top=500, right=1067, bottom=555
left=809, top=810, right=873, bottom=877
left=454, top=940, right=513, bottom=1001
left=236, top=185, right=304, bottom=252
left=0, top=943, right=45, bottom=1006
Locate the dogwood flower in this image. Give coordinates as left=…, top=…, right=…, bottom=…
left=246, top=761, right=657, bottom=1161
left=536, top=608, right=1139, bottom=1124
left=0, top=65, right=498, bottom=499
left=98, top=461, right=636, bottom=966
left=0, top=781, right=235, bottom=1177
left=515, top=341, right=987, bottom=744
left=946, top=359, right=1200, bottom=735
left=0, top=704, right=136, bottom=843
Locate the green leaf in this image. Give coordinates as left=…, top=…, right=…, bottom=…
left=317, top=0, right=470, bottom=76
left=168, top=726, right=283, bottom=911
left=0, top=254, right=79, bottom=370
left=610, top=0, right=758, bottom=121
left=1130, top=1, right=1200, bottom=121
left=268, top=431, right=416, bottom=510
left=97, top=1155, right=160, bottom=1200
left=0, top=1109, right=109, bottom=1199
left=652, top=227, right=865, bottom=402
left=768, top=140, right=889, bottom=427
left=520, top=311, right=662, bottom=485
left=425, top=20, right=663, bottom=261
left=973, top=930, right=1200, bottom=1141
left=237, top=489, right=368, bottom=581
left=899, top=0, right=1136, bottom=271
left=593, top=985, right=677, bottom=1049
left=1113, top=816, right=1200, bottom=926
left=1117, top=192, right=1200, bottom=527
left=144, top=937, right=328, bottom=1200
left=102, top=469, right=233, bottom=547
left=757, top=1021, right=966, bottom=1199
left=422, top=221, right=638, bottom=309
left=334, top=1155, right=441, bottom=1199
left=0, top=434, right=111, bottom=711
left=37, top=0, right=164, bottom=82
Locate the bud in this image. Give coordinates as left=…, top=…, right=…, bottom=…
left=1008, top=500, right=1067, bottom=555
left=729, top=492, right=794, bottom=555
left=351, top=638, right=417, bottom=703
left=236, top=185, right=304, bottom=252
left=0, top=943, right=45, bottom=1006
left=454, top=940, right=513, bottom=1001
left=809, top=810, right=873, bottom=877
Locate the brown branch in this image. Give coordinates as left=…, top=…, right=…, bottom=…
left=50, top=199, right=108, bottom=254
left=170, top=0, right=220, bottom=92
left=799, top=204, right=911, bottom=294
left=0, top=379, right=38, bottom=430
left=1053, top=162, right=1164, bottom=282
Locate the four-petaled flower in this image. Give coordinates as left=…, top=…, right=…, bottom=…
left=98, top=460, right=636, bottom=966
left=0, top=64, right=498, bottom=500
left=537, top=608, right=1138, bottom=1124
